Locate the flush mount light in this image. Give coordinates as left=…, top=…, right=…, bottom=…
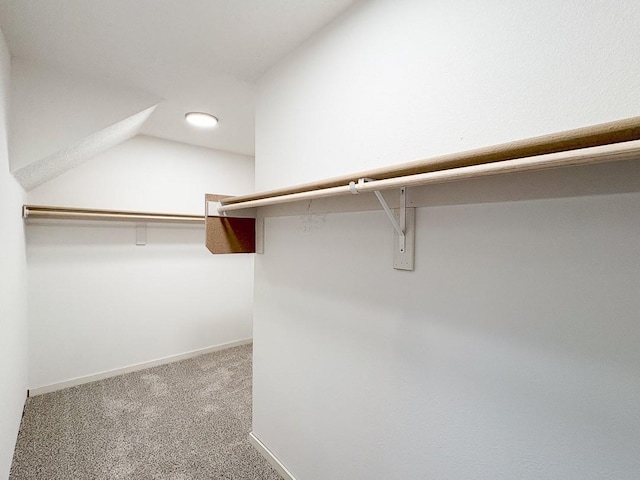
left=185, top=112, right=219, bottom=128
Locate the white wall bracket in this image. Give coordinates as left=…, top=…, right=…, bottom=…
left=393, top=205, right=415, bottom=271
left=373, top=189, right=406, bottom=252
left=349, top=179, right=415, bottom=271
left=135, top=223, right=147, bottom=246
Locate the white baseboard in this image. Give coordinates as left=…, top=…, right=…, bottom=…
left=249, top=432, right=297, bottom=480
left=28, top=338, right=253, bottom=396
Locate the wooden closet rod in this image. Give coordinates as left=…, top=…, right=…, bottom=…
left=221, top=115, right=640, bottom=206
left=23, top=205, right=204, bottom=223
left=217, top=138, right=640, bottom=213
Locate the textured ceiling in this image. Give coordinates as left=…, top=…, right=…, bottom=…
left=0, top=0, right=359, bottom=155
left=13, top=106, right=157, bottom=190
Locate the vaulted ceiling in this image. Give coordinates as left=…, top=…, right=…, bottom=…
left=0, top=0, right=359, bottom=187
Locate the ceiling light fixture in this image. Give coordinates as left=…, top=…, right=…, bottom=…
left=185, top=112, right=219, bottom=128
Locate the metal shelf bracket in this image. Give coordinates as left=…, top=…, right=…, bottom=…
left=349, top=178, right=415, bottom=271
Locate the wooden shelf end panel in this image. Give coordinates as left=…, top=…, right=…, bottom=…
left=206, top=216, right=256, bottom=254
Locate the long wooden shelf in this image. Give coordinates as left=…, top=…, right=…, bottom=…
left=221, top=115, right=640, bottom=206
left=23, top=205, right=204, bottom=223
left=218, top=139, right=640, bottom=212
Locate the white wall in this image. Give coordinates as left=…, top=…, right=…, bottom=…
left=253, top=1, right=640, bottom=479
left=256, top=0, right=640, bottom=190
left=26, top=135, right=255, bottom=390
left=0, top=29, right=28, bottom=480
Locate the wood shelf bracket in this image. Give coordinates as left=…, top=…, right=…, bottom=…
left=205, top=194, right=256, bottom=254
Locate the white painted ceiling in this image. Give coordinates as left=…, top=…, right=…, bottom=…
left=0, top=0, right=359, bottom=155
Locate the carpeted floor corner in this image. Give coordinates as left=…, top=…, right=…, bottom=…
left=10, top=344, right=281, bottom=479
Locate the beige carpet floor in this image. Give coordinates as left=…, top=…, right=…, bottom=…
left=10, top=344, right=281, bottom=479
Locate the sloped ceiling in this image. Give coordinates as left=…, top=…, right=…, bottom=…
left=12, top=106, right=156, bottom=190
left=8, top=60, right=161, bottom=189
left=0, top=0, right=360, bottom=156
